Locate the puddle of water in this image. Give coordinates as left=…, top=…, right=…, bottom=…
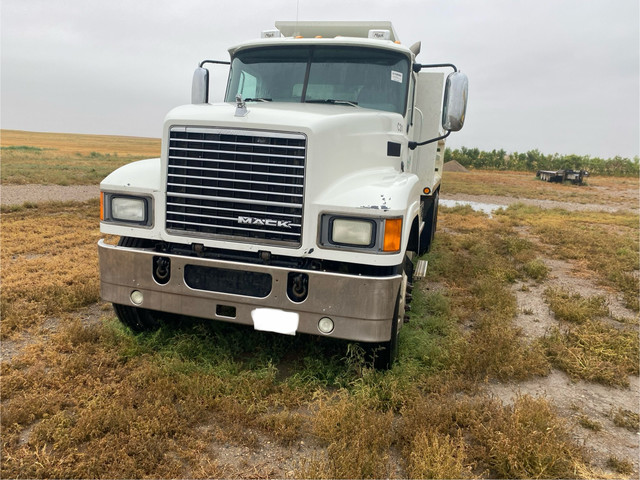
left=440, top=199, right=506, bottom=217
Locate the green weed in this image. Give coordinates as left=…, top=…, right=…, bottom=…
left=425, top=222, right=550, bottom=381
left=544, top=288, right=609, bottom=323
left=1, top=145, right=45, bottom=151
left=522, top=259, right=550, bottom=281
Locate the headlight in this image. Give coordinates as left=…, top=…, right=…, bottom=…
left=101, top=193, right=152, bottom=226
left=112, top=197, right=146, bottom=222
left=331, top=218, right=375, bottom=246
left=319, top=214, right=402, bottom=252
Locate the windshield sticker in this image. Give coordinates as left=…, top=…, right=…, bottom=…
left=391, top=71, right=403, bottom=83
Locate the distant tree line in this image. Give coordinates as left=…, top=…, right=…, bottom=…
left=444, top=147, right=640, bottom=177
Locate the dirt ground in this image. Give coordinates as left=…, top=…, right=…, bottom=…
left=491, top=254, right=639, bottom=472
left=1, top=182, right=639, bottom=476
left=0, top=184, right=99, bottom=205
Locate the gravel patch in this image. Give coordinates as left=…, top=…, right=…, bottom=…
left=0, top=184, right=100, bottom=206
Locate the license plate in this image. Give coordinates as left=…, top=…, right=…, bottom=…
left=251, top=308, right=299, bottom=336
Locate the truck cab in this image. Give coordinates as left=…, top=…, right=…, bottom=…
left=98, top=21, right=468, bottom=368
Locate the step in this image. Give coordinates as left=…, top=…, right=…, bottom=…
left=414, top=259, right=428, bottom=279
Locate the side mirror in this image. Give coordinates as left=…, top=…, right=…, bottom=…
left=191, top=67, right=209, bottom=104
left=442, top=71, right=468, bottom=131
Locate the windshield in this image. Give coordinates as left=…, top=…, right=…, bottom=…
left=225, top=46, right=410, bottom=115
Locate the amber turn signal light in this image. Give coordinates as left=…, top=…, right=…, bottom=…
left=383, top=218, right=402, bottom=252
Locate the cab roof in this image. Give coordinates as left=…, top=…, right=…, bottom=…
left=274, top=21, right=399, bottom=42
left=228, top=21, right=412, bottom=59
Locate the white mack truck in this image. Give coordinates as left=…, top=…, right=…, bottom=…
left=98, top=21, right=468, bottom=368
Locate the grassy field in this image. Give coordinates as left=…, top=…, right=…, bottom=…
left=1, top=130, right=160, bottom=185
left=1, top=133, right=638, bottom=478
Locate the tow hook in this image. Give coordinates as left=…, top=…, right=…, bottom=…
left=287, top=272, right=309, bottom=303
left=153, top=256, right=171, bottom=284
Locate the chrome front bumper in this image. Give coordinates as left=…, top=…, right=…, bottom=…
left=98, top=240, right=402, bottom=342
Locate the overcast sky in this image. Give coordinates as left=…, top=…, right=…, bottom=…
left=2, top=0, right=638, bottom=158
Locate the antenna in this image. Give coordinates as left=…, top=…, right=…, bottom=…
left=295, top=0, right=300, bottom=36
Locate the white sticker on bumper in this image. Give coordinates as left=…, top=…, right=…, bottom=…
left=251, top=308, right=299, bottom=336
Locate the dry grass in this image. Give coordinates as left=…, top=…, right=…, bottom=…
left=1, top=129, right=160, bottom=185
left=607, top=457, right=634, bottom=476
left=541, top=320, right=639, bottom=387
left=611, top=408, right=640, bottom=432
left=399, top=393, right=593, bottom=479
left=298, top=392, right=394, bottom=478
left=1, top=129, right=160, bottom=156
left=405, top=429, right=472, bottom=479
left=468, top=395, right=588, bottom=479
left=1, top=132, right=637, bottom=478
left=2, top=197, right=607, bottom=478
left=499, top=205, right=639, bottom=311
left=577, top=414, right=603, bottom=431
left=0, top=201, right=102, bottom=338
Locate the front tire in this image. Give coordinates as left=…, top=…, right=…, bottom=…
left=370, top=289, right=401, bottom=370
left=368, top=256, right=413, bottom=370
left=112, top=303, right=163, bottom=332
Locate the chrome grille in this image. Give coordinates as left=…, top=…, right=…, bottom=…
left=166, top=126, right=306, bottom=246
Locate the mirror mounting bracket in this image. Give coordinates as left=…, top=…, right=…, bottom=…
left=413, top=62, right=457, bottom=73
left=410, top=62, right=468, bottom=148
left=408, top=130, right=450, bottom=150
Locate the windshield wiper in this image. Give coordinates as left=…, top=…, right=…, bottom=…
left=244, top=97, right=272, bottom=102
left=305, top=99, right=359, bottom=107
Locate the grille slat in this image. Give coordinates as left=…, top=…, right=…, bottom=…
left=167, top=174, right=304, bottom=190
left=167, top=155, right=305, bottom=170
left=169, top=165, right=304, bottom=179
left=167, top=183, right=303, bottom=198
left=169, top=146, right=305, bottom=161
left=166, top=127, right=306, bottom=246
left=172, top=137, right=304, bottom=150
left=166, top=202, right=301, bottom=218
left=167, top=191, right=302, bottom=209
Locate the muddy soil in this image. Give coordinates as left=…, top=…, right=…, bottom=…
left=441, top=192, right=639, bottom=214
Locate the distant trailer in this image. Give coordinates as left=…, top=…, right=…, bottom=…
left=536, top=169, right=589, bottom=184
